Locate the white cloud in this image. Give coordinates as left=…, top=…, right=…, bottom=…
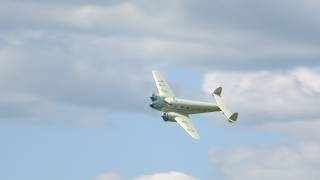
left=94, top=172, right=122, bottom=180
left=204, top=67, right=320, bottom=179
left=203, top=67, right=320, bottom=120
left=210, top=143, right=320, bottom=180
left=134, top=171, right=197, bottom=180
left=94, top=171, right=197, bottom=180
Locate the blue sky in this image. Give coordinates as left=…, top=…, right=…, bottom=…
left=0, top=0, right=320, bottom=180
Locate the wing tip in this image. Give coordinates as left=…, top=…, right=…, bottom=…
left=152, top=70, right=160, bottom=74
left=193, top=136, right=200, bottom=140
left=152, top=70, right=163, bottom=79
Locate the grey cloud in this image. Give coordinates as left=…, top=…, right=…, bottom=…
left=0, top=34, right=157, bottom=119
left=0, top=0, right=319, bottom=120
left=1, top=0, right=319, bottom=70
left=263, top=119, right=320, bottom=142
left=185, top=0, right=320, bottom=44
left=1, top=0, right=127, bottom=6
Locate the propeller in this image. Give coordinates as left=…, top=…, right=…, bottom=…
left=150, top=91, right=158, bottom=101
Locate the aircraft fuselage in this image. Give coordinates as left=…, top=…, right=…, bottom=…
left=150, top=97, right=220, bottom=115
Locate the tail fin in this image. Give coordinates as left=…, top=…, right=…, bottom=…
left=213, top=87, right=238, bottom=123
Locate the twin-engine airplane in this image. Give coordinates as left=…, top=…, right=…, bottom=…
left=150, top=70, right=238, bottom=139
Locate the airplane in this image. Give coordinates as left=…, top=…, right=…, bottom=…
left=149, top=70, right=238, bottom=140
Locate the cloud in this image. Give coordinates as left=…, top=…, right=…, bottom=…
left=203, top=67, right=320, bottom=121
left=1, top=0, right=319, bottom=70
left=210, top=142, right=320, bottom=180
left=204, top=67, right=320, bottom=179
left=134, top=171, right=197, bottom=180
left=204, top=66, right=320, bottom=179
left=184, top=0, right=320, bottom=43
left=0, top=32, right=156, bottom=119
left=94, top=171, right=197, bottom=180
left=94, top=172, right=122, bottom=180
left=263, top=119, right=320, bottom=142
left=0, top=0, right=319, bottom=179
left=0, top=0, right=319, bottom=120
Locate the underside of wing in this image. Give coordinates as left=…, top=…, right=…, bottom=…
left=152, top=70, right=175, bottom=98
left=174, top=114, right=200, bottom=140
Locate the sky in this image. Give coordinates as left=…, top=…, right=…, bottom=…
left=0, top=0, right=320, bottom=179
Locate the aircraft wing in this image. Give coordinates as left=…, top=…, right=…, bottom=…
left=174, top=113, right=200, bottom=140
left=152, top=70, right=175, bottom=98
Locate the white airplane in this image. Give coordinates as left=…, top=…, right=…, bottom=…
left=150, top=70, right=238, bottom=139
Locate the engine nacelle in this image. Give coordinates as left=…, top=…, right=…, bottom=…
left=150, top=93, right=160, bottom=101
left=161, top=112, right=177, bottom=122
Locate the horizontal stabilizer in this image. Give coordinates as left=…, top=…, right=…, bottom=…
left=228, top=112, right=238, bottom=123
left=213, top=86, right=222, bottom=96
left=213, top=87, right=238, bottom=123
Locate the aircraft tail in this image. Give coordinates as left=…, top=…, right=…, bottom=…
left=212, top=87, right=238, bottom=123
